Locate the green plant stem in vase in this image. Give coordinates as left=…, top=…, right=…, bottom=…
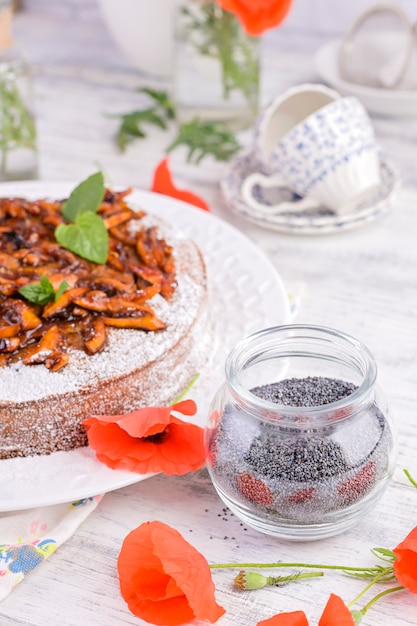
left=0, top=52, right=38, bottom=181
left=174, top=0, right=260, bottom=131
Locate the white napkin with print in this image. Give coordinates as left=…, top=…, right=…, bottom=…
left=0, top=496, right=102, bottom=600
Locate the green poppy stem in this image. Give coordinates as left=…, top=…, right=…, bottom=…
left=209, top=561, right=383, bottom=574
left=172, top=373, right=200, bottom=404
left=347, top=568, right=395, bottom=608
left=404, top=469, right=417, bottom=489
left=360, top=585, right=405, bottom=615
left=264, top=571, right=323, bottom=587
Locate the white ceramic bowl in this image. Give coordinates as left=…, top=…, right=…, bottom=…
left=97, top=0, right=181, bottom=78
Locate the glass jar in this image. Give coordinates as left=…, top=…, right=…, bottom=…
left=0, top=46, right=38, bottom=181
left=174, top=0, right=260, bottom=131
left=205, top=325, right=397, bottom=541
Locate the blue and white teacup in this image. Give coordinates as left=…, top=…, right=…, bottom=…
left=242, top=85, right=381, bottom=215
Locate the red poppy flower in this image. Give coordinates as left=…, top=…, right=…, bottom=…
left=82, top=400, right=205, bottom=476
left=256, top=594, right=355, bottom=626
left=217, top=0, right=293, bottom=37
left=118, top=521, right=225, bottom=625
left=151, top=157, right=210, bottom=211
left=393, top=525, right=417, bottom=592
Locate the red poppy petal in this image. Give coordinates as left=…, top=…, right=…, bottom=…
left=118, top=521, right=225, bottom=625
left=151, top=157, right=210, bottom=211
left=84, top=400, right=197, bottom=439
left=149, top=422, right=206, bottom=475
left=130, top=596, right=195, bottom=626
left=86, top=418, right=205, bottom=475
left=394, top=553, right=417, bottom=592
left=172, top=399, right=198, bottom=417
left=83, top=406, right=173, bottom=439
left=118, top=421, right=205, bottom=475
left=257, top=611, right=309, bottom=626
left=319, top=594, right=355, bottom=626
left=152, top=523, right=225, bottom=623
left=120, top=406, right=172, bottom=438
left=394, top=526, right=417, bottom=592
left=118, top=525, right=195, bottom=625
left=84, top=400, right=202, bottom=475
left=84, top=422, right=155, bottom=465
left=217, top=0, right=293, bottom=36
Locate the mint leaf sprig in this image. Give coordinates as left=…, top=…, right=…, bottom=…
left=19, top=275, right=69, bottom=306
left=55, top=171, right=109, bottom=264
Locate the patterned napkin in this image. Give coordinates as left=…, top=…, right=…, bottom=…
left=0, top=496, right=102, bottom=600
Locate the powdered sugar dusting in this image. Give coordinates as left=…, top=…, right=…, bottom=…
left=0, top=232, right=203, bottom=403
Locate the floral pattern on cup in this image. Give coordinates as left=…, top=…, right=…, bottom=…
left=270, top=97, right=380, bottom=206
left=245, top=85, right=381, bottom=214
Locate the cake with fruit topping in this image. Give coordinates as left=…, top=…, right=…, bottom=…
left=0, top=179, right=210, bottom=458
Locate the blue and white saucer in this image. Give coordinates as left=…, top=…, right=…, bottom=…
left=221, top=149, right=400, bottom=235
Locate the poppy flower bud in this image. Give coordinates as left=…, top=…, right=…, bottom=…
left=234, top=570, right=269, bottom=590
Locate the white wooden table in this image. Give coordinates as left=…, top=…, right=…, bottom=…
left=1, top=5, right=417, bottom=625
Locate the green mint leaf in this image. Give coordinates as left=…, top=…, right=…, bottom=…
left=55, top=280, right=69, bottom=301
left=19, top=281, right=54, bottom=305
left=55, top=211, right=109, bottom=264
left=40, top=275, right=56, bottom=297
left=61, top=172, right=105, bottom=222
left=18, top=275, right=68, bottom=305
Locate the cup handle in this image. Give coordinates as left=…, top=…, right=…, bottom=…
left=241, top=172, right=319, bottom=215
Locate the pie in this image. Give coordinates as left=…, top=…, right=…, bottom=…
left=0, top=188, right=210, bottom=458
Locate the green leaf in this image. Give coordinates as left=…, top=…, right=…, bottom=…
left=111, top=89, right=175, bottom=152
left=55, top=280, right=69, bottom=301
left=138, top=88, right=175, bottom=120
left=116, top=108, right=169, bottom=152
left=61, top=172, right=105, bottom=222
left=55, top=211, right=109, bottom=264
left=371, top=547, right=396, bottom=562
left=18, top=275, right=68, bottom=305
left=166, top=119, right=241, bottom=164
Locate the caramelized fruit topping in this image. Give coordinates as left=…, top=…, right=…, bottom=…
left=0, top=189, right=176, bottom=370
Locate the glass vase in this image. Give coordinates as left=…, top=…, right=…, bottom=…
left=205, top=325, right=397, bottom=541
left=0, top=46, right=38, bottom=181
left=174, top=0, right=260, bottom=131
